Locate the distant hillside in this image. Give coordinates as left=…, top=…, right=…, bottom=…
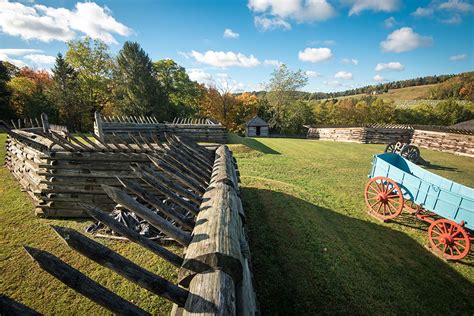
left=251, top=71, right=473, bottom=102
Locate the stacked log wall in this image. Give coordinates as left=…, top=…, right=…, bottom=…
left=411, top=130, right=474, bottom=157
left=4, top=129, right=201, bottom=217
left=307, top=125, right=473, bottom=157
left=307, top=127, right=365, bottom=143
left=95, top=113, right=228, bottom=144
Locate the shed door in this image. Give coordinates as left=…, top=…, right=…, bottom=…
left=256, top=126, right=261, bottom=136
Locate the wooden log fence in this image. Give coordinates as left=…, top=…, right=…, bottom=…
left=20, top=139, right=257, bottom=314
left=95, top=112, right=228, bottom=144
left=307, top=123, right=473, bottom=157
left=4, top=114, right=216, bottom=217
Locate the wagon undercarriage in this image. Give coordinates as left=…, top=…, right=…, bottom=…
left=365, top=175, right=473, bottom=261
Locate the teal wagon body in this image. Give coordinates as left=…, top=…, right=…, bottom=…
left=369, top=153, right=474, bottom=231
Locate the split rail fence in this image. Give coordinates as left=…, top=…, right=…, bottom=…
left=307, top=124, right=473, bottom=157
left=1, top=114, right=257, bottom=315
left=95, top=112, right=228, bottom=144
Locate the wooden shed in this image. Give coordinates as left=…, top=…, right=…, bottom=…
left=245, top=116, right=269, bottom=137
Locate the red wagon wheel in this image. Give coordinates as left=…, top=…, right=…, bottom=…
left=428, top=219, right=471, bottom=260
left=364, top=176, right=404, bottom=221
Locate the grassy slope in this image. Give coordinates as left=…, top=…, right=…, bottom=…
left=229, top=135, right=474, bottom=315
left=326, top=84, right=435, bottom=102
left=0, top=134, right=178, bottom=315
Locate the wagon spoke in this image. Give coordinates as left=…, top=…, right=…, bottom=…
left=386, top=193, right=399, bottom=198
left=448, top=246, right=454, bottom=256
left=376, top=202, right=383, bottom=214
left=454, top=241, right=466, bottom=250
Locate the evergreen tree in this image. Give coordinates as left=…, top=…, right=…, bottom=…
left=50, top=53, right=84, bottom=130
left=0, top=61, right=13, bottom=120
left=113, top=41, right=161, bottom=117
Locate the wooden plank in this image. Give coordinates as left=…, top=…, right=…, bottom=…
left=134, top=165, right=202, bottom=205
left=102, top=185, right=192, bottom=246
left=179, top=271, right=236, bottom=316
left=23, top=246, right=149, bottom=316
left=81, top=204, right=184, bottom=267
left=116, top=178, right=195, bottom=230
left=52, top=225, right=189, bottom=307
left=178, top=182, right=243, bottom=286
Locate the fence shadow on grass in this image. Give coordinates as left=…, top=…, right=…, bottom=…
left=240, top=138, right=280, bottom=155
left=242, top=187, right=474, bottom=315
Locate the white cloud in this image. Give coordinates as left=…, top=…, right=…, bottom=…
left=0, top=53, right=27, bottom=67
left=441, top=14, right=463, bottom=23
left=323, top=80, right=342, bottom=86
left=24, top=54, right=56, bottom=64
left=341, top=58, right=358, bottom=65
left=0, top=1, right=132, bottom=44
left=254, top=16, right=291, bottom=31
left=438, top=0, right=474, bottom=12
left=305, top=70, right=321, bottom=77
left=380, top=27, right=433, bottom=53
left=373, top=74, right=386, bottom=82
left=298, top=47, right=332, bottom=63
left=334, top=71, right=353, bottom=80
left=449, top=54, right=467, bottom=61
left=187, top=69, right=213, bottom=83
left=0, top=48, right=43, bottom=56
left=223, top=28, right=239, bottom=39
left=264, top=59, right=283, bottom=67
left=190, top=50, right=261, bottom=68
left=249, top=0, right=337, bottom=27
left=412, top=7, right=434, bottom=16
left=384, top=16, right=397, bottom=28
left=345, top=0, right=400, bottom=15
left=375, top=61, right=405, bottom=71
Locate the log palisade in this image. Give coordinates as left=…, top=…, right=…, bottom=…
left=94, top=112, right=228, bottom=144
left=307, top=124, right=473, bottom=157
left=8, top=116, right=258, bottom=315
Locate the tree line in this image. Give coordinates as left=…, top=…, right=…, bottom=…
left=1, top=39, right=473, bottom=135
left=0, top=38, right=260, bottom=132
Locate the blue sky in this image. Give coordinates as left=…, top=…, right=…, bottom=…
left=0, top=0, right=473, bottom=92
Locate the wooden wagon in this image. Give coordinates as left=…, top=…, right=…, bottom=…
left=364, top=153, right=473, bottom=260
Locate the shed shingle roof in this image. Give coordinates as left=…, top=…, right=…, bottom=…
left=246, top=116, right=268, bottom=127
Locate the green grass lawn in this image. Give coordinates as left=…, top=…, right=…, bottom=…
left=229, top=134, right=474, bottom=315
left=1, top=133, right=473, bottom=315
left=0, top=133, right=179, bottom=315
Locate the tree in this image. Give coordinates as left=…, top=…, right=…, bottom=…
left=65, top=37, right=113, bottom=127
left=112, top=41, right=161, bottom=117
left=49, top=53, right=84, bottom=130
left=0, top=61, right=15, bottom=120
left=265, top=64, right=308, bottom=132
left=7, top=68, right=55, bottom=119
left=153, top=59, right=201, bottom=119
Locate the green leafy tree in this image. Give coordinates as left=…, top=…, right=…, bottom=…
left=153, top=59, right=201, bottom=119
left=265, top=64, right=308, bottom=132
left=7, top=68, right=55, bottom=119
left=49, top=53, right=84, bottom=130
left=65, top=37, right=113, bottom=127
left=112, top=41, right=161, bottom=117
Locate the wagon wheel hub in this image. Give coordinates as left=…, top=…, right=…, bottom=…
left=439, top=234, right=454, bottom=245
left=376, top=193, right=389, bottom=204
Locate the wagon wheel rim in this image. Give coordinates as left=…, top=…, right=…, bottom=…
left=401, top=145, right=420, bottom=164
left=428, top=219, right=471, bottom=260
left=384, top=142, right=397, bottom=153
left=364, top=176, right=403, bottom=220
